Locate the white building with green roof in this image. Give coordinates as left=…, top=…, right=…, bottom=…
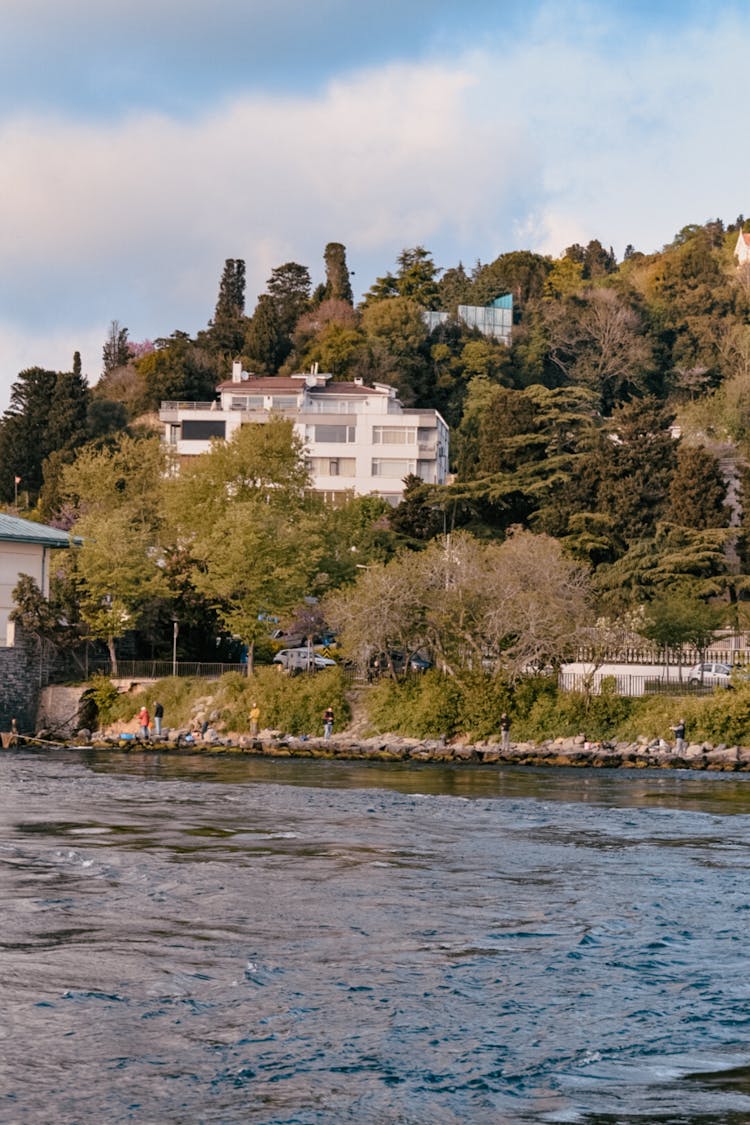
left=0, top=513, right=72, bottom=647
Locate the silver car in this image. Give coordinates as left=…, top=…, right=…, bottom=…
left=687, top=661, right=732, bottom=687
left=273, top=648, right=336, bottom=674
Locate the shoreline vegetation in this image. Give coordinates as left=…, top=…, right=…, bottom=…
left=22, top=668, right=750, bottom=772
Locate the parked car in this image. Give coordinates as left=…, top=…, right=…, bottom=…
left=273, top=648, right=337, bottom=674
left=687, top=661, right=732, bottom=687
left=370, top=651, right=432, bottom=677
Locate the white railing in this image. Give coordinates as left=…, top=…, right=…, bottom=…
left=160, top=401, right=217, bottom=411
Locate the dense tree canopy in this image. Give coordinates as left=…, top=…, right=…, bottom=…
left=5, top=219, right=750, bottom=669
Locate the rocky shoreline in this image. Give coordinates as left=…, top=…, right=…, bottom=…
left=33, top=728, right=750, bottom=771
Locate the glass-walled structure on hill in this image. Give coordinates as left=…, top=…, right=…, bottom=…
left=423, top=294, right=513, bottom=344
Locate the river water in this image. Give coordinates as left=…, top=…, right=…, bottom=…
left=3, top=750, right=750, bottom=1124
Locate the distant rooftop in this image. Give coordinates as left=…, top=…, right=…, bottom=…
left=0, top=512, right=72, bottom=548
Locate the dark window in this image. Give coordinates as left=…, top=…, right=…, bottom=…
left=181, top=419, right=226, bottom=440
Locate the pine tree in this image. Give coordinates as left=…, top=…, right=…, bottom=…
left=323, top=243, right=353, bottom=304
left=102, top=321, right=131, bottom=373
left=244, top=295, right=286, bottom=374
left=667, top=446, right=730, bottom=529
left=204, top=259, right=247, bottom=356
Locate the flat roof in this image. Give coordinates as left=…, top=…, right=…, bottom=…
left=0, top=512, right=72, bottom=548
left=216, top=379, right=386, bottom=397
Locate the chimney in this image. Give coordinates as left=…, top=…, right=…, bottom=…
left=232, top=360, right=242, bottom=383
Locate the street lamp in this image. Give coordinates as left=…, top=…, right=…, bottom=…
left=172, top=618, right=179, bottom=677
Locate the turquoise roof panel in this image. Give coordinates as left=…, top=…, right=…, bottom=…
left=0, top=512, right=71, bottom=549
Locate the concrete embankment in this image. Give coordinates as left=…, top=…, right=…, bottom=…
left=30, top=729, right=750, bottom=771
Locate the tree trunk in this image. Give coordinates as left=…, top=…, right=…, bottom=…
left=108, top=635, right=118, bottom=677
left=246, top=640, right=255, bottom=676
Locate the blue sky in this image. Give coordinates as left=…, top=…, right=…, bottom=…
left=1, top=0, right=749, bottom=409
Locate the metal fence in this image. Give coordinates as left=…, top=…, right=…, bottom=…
left=89, top=660, right=248, bottom=680
left=558, top=671, right=721, bottom=698
left=87, top=660, right=360, bottom=683
left=575, top=645, right=750, bottom=667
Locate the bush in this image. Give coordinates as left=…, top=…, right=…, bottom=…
left=216, top=666, right=349, bottom=736
left=367, top=672, right=462, bottom=738
left=456, top=672, right=513, bottom=740
left=621, top=683, right=750, bottom=746
left=81, top=674, right=121, bottom=727
left=516, top=677, right=634, bottom=742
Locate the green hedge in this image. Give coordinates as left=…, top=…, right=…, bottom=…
left=89, top=669, right=750, bottom=747
left=89, top=667, right=349, bottom=738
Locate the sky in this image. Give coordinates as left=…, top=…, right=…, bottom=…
left=1, top=0, right=749, bottom=410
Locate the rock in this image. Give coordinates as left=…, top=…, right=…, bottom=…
left=705, top=746, right=740, bottom=769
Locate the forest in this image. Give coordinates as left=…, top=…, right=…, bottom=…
left=3, top=217, right=750, bottom=680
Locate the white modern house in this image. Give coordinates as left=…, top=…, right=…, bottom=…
left=159, top=364, right=450, bottom=505
left=0, top=513, right=72, bottom=647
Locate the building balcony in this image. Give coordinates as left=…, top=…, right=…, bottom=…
left=160, top=401, right=217, bottom=420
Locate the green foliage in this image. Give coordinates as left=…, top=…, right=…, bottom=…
left=363, top=246, right=440, bottom=309
left=232, top=667, right=349, bottom=736
left=135, top=333, right=217, bottom=411
left=0, top=365, right=90, bottom=504
left=616, top=685, right=750, bottom=747
left=163, top=420, right=317, bottom=665
left=667, top=445, right=729, bottom=529
left=454, top=672, right=514, bottom=737
left=641, top=591, right=724, bottom=652
left=471, top=250, right=552, bottom=308
left=114, top=669, right=350, bottom=738
left=84, top=674, right=123, bottom=725
left=203, top=258, right=247, bottom=357
left=243, top=294, right=286, bottom=374
left=518, top=678, right=635, bottom=742
left=102, top=321, right=130, bottom=373
left=10, top=574, right=61, bottom=639
left=367, top=672, right=463, bottom=738
left=322, top=243, right=353, bottom=304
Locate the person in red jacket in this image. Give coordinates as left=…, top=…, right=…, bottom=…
left=138, top=705, right=150, bottom=740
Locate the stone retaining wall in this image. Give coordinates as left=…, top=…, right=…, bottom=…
left=0, top=632, right=42, bottom=733
left=37, top=729, right=750, bottom=772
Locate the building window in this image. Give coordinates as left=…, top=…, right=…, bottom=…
left=371, top=458, right=415, bottom=478
left=309, top=398, right=364, bottom=414
left=271, top=396, right=299, bottom=409
left=310, top=457, right=356, bottom=477
left=313, top=424, right=356, bottom=443
left=372, top=426, right=416, bottom=444
left=181, top=419, right=226, bottom=440
left=232, top=395, right=264, bottom=410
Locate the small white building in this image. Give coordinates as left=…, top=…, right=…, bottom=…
left=0, top=513, right=72, bottom=646
left=160, top=365, right=450, bottom=505
left=734, top=230, right=750, bottom=266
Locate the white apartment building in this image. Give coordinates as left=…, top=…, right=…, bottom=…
left=159, top=363, right=449, bottom=504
